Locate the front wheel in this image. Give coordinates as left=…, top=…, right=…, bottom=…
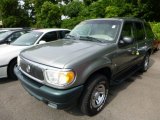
left=80, top=74, right=109, bottom=116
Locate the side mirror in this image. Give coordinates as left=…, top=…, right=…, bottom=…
left=65, top=33, right=69, bottom=38
left=39, top=40, right=46, bottom=44
left=7, top=38, right=12, bottom=44
left=119, top=36, right=134, bottom=46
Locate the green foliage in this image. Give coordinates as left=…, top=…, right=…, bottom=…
left=23, top=0, right=35, bottom=24
left=2, top=16, right=19, bottom=27
left=1, top=0, right=160, bottom=28
left=87, top=1, right=106, bottom=18
left=36, top=1, right=61, bottom=28
left=83, top=0, right=98, bottom=5
left=150, top=23, right=160, bottom=40
left=79, top=0, right=106, bottom=19
left=63, top=1, right=84, bottom=18
left=105, top=6, right=122, bottom=18
left=61, top=17, right=87, bottom=29
left=105, top=0, right=126, bottom=6
left=0, top=0, right=30, bottom=27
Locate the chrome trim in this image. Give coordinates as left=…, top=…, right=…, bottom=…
left=19, top=57, right=62, bottom=84
left=19, top=57, right=47, bottom=84
left=19, top=56, right=76, bottom=89
left=20, top=57, right=62, bottom=71
left=19, top=67, right=44, bottom=84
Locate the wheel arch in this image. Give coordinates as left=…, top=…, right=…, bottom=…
left=84, top=67, right=112, bottom=86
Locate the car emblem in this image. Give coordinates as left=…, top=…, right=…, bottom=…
left=26, top=65, right=31, bottom=73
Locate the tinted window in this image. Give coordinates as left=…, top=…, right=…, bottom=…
left=134, top=22, right=145, bottom=41
left=121, top=22, right=134, bottom=38
left=41, top=32, right=58, bottom=42
left=145, top=23, right=155, bottom=39
left=58, top=30, right=70, bottom=39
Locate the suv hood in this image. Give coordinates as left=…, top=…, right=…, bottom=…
left=21, top=39, right=104, bottom=68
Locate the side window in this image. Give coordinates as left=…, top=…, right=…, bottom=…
left=144, top=23, right=155, bottom=39
left=8, top=32, right=22, bottom=41
left=134, top=22, right=145, bottom=41
left=64, top=30, right=70, bottom=35
left=121, top=22, right=134, bottom=38
left=58, top=30, right=70, bottom=39
left=41, top=32, right=58, bottom=42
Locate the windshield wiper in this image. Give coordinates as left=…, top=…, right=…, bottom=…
left=79, top=36, right=104, bottom=43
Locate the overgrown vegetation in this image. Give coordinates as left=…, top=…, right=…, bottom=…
left=0, top=0, right=160, bottom=37
left=150, top=23, right=160, bottom=40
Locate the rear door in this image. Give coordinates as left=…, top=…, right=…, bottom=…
left=133, top=21, right=147, bottom=62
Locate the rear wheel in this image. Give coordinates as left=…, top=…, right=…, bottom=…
left=140, top=53, right=150, bottom=72
left=80, top=74, right=109, bottom=116
left=8, top=59, right=17, bottom=80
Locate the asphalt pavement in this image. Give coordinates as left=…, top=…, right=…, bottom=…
left=0, top=51, right=160, bottom=120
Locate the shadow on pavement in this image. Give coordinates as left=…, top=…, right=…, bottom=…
left=65, top=106, right=84, bottom=116
left=0, top=78, right=17, bottom=84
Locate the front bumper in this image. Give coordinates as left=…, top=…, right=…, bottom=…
left=14, top=67, right=84, bottom=109
left=0, top=65, right=7, bottom=78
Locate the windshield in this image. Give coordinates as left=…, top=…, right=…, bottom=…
left=11, top=31, right=43, bottom=46
left=68, top=20, right=121, bottom=42
left=0, top=31, right=13, bottom=40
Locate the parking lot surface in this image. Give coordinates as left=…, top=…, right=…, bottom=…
left=0, top=51, right=160, bottom=120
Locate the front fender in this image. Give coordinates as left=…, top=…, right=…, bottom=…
left=72, top=57, right=112, bottom=87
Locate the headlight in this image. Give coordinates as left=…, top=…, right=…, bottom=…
left=45, top=69, right=75, bottom=87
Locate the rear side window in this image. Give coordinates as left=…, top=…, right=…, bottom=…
left=144, top=23, right=155, bottom=39
left=134, top=22, right=145, bottom=41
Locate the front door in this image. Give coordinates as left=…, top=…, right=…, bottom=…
left=115, top=21, right=137, bottom=73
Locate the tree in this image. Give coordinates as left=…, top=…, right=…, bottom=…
left=105, top=6, right=122, bottom=18
left=144, top=0, right=160, bottom=21
left=23, top=0, right=35, bottom=25
left=87, top=1, right=106, bottom=18
left=63, top=1, right=84, bottom=18
left=61, top=16, right=86, bottom=29
left=36, top=1, right=61, bottom=28
left=0, top=0, right=30, bottom=27
left=83, top=0, right=98, bottom=5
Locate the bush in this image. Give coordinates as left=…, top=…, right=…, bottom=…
left=150, top=22, right=160, bottom=40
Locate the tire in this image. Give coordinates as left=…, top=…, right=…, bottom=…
left=140, top=53, right=150, bottom=72
left=8, top=59, right=17, bottom=80
left=80, top=74, right=109, bottom=116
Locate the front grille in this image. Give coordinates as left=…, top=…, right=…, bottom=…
left=20, top=58, right=44, bottom=81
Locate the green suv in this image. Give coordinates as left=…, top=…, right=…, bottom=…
left=15, top=18, right=154, bottom=116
